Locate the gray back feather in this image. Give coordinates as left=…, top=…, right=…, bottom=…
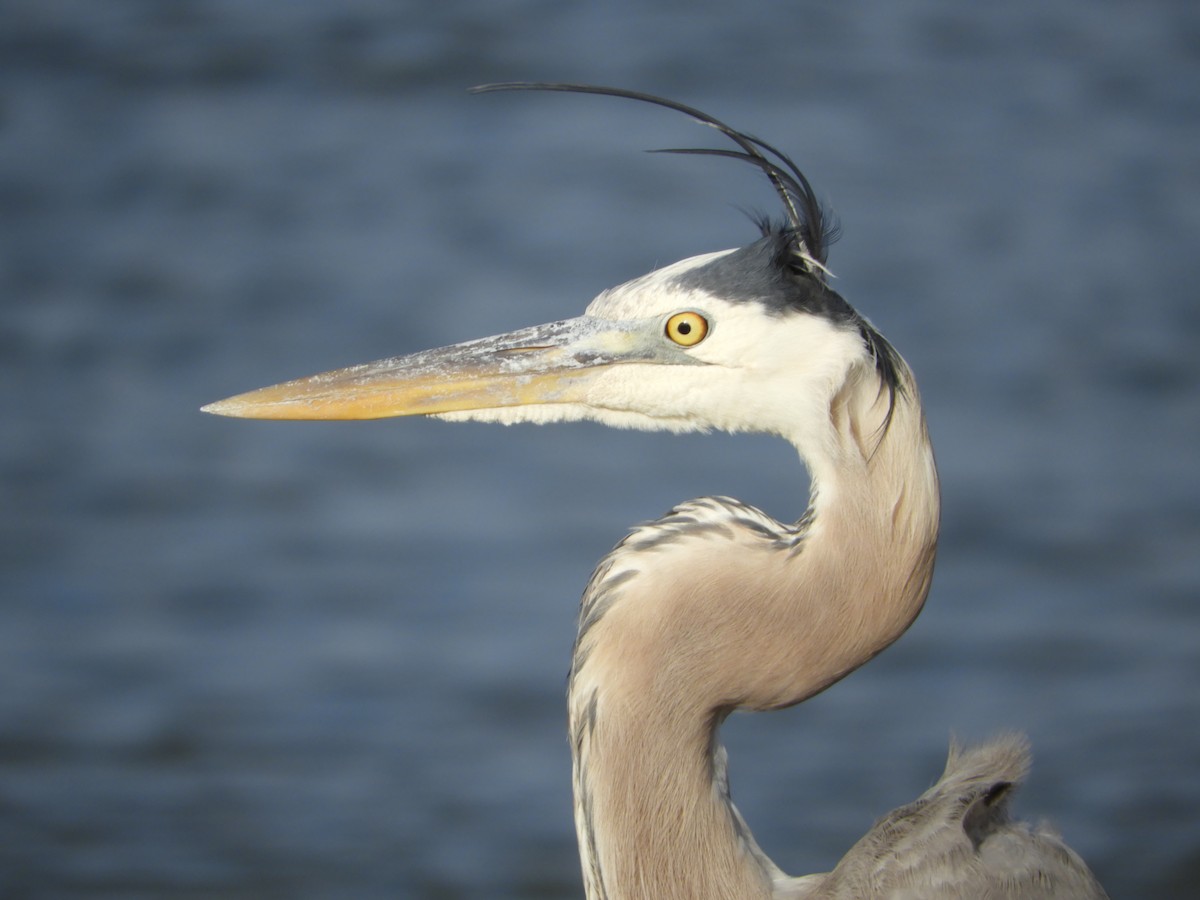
left=784, top=735, right=1108, bottom=899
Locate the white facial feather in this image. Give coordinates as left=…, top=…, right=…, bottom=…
left=589, top=251, right=871, bottom=439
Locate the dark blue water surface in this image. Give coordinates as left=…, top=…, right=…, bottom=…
left=3, top=1, right=1198, bottom=897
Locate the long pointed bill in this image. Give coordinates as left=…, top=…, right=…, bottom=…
left=202, top=316, right=670, bottom=420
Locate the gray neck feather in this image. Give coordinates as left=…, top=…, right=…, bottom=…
left=567, top=362, right=940, bottom=900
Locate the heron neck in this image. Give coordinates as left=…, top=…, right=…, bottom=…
left=567, top=368, right=940, bottom=900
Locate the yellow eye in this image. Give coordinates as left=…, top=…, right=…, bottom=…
left=664, top=311, right=709, bottom=347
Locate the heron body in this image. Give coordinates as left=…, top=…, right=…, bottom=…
left=205, top=85, right=1108, bottom=899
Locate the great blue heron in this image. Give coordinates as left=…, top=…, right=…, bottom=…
left=204, top=84, right=1109, bottom=899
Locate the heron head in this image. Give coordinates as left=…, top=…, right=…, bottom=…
left=203, top=221, right=900, bottom=449
left=204, top=85, right=904, bottom=447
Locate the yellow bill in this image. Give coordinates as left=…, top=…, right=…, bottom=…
left=201, top=315, right=673, bottom=421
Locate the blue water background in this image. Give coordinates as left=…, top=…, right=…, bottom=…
left=2, top=1, right=1198, bottom=896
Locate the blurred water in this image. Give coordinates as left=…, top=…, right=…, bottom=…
left=2, top=1, right=1198, bottom=897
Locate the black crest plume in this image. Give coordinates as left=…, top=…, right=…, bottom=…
left=469, top=82, right=835, bottom=278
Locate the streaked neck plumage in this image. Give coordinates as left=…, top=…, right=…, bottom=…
left=566, top=352, right=940, bottom=900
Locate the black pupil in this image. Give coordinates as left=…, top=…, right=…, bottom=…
left=677, top=321, right=692, bottom=335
